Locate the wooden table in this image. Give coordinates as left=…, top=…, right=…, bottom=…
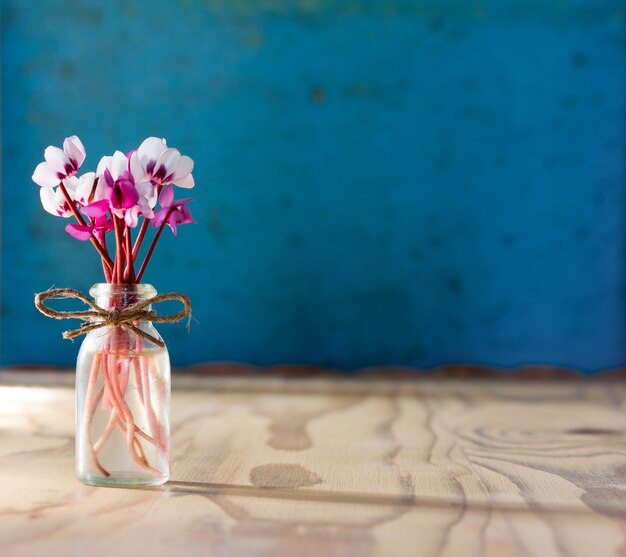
left=1, top=369, right=625, bottom=557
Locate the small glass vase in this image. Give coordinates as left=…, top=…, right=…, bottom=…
left=75, top=283, right=170, bottom=487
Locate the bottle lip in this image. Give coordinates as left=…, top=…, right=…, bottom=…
left=89, top=283, right=158, bottom=299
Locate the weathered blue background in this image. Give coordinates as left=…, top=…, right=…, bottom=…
left=1, top=1, right=625, bottom=372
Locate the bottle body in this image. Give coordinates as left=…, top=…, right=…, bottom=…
left=75, top=284, right=170, bottom=487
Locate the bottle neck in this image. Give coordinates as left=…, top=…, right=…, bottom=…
left=90, top=283, right=157, bottom=311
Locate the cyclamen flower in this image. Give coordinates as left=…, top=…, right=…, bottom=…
left=137, top=137, right=194, bottom=188
left=105, top=169, right=139, bottom=213
left=152, top=186, right=195, bottom=235
left=33, top=135, right=197, bottom=286
left=81, top=199, right=111, bottom=220
left=66, top=215, right=113, bottom=241
left=66, top=200, right=113, bottom=241
left=39, top=183, right=77, bottom=218
left=32, top=136, right=86, bottom=188
left=98, top=151, right=156, bottom=227
left=69, top=172, right=106, bottom=206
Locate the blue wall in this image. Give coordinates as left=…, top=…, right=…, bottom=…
left=2, top=1, right=625, bottom=372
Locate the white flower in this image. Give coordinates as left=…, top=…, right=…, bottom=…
left=96, top=150, right=130, bottom=181
left=69, top=172, right=106, bottom=206
left=97, top=150, right=157, bottom=226
left=39, top=181, right=77, bottom=218
left=32, top=136, right=86, bottom=188
left=136, top=137, right=194, bottom=188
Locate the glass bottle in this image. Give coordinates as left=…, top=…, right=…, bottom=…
left=75, top=283, right=170, bottom=487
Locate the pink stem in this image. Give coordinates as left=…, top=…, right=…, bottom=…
left=94, top=411, right=118, bottom=453
left=106, top=354, right=158, bottom=473
left=100, top=234, right=112, bottom=283
left=103, top=354, right=143, bottom=467
left=136, top=207, right=175, bottom=282
left=135, top=327, right=167, bottom=455
left=140, top=354, right=163, bottom=447
left=132, top=185, right=162, bottom=263
left=132, top=219, right=150, bottom=262
left=123, top=226, right=135, bottom=283
left=83, top=353, right=110, bottom=477
left=113, top=217, right=125, bottom=284
left=133, top=355, right=144, bottom=401
left=119, top=357, right=130, bottom=394
left=58, top=182, right=113, bottom=271
left=95, top=411, right=166, bottom=454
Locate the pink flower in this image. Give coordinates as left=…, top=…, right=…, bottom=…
left=65, top=199, right=112, bottom=241
left=105, top=169, right=139, bottom=213
left=81, top=199, right=110, bottom=219
left=98, top=151, right=156, bottom=227
left=137, top=137, right=194, bottom=188
left=152, top=186, right=195, bottom=235
left=66, top=213, right=113, bottom=241
left=32, top=136, right=86, bottom=188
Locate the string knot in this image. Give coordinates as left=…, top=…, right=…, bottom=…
left=34, top=287, right=192, bottom=348
left=109, top=307, right=121, bottom=323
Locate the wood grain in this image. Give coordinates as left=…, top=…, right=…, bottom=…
left=1, top=370, right=626, bottom=556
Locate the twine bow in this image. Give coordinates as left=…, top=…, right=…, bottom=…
left=34, top=288, right=191, bottom=348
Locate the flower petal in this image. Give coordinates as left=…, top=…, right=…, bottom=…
left=118, top=171, right=139, bottom=208
left=62, top=176, right=80, bottom=193
left=137, top=195, right=155, bottom=219
left=40, top=187, right=58, bottom=215
left=137, top=137, right=167, bottom=174
left=110, top=151, right=129, bottom=180
left=172, top=173, right=195, bottom=188
left=171, top=197, right=194, bottom=207
left=180, top=204, right=196, bottom=224
left=152, top=207, right=167, bottom=228
left=40, top=187, right=73, bottom=218
left=124, top=206, right=140, bottom=228
left=166, top=210, right=187, bottom=236
left=155, top=148, right=181, bottom=182
left=32, top=162, right=60, bottom=188
left=103, top=169, right=115, bottom=189
left=96, top=156, right=112, bottom=177
left=73, top=173, right=95, bottom=204
left=129, top=151, right=146, bottom=183
left=63, top=136, right=86, bottom=169
left=81, top=199, right=110, bottom=218
left=136, top=180, right=158, bottom=208
left=66, top=223, right=94, bottom=241
left=159, top=185, right=174, bottom=208
left=44, top=146, right=71, bottom=174
left=95, top=216, right=114, bottom=231
left=171, top=155, right=194, bottom=181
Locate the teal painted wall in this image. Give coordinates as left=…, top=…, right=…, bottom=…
left=1, top=1, right=625, bottom=371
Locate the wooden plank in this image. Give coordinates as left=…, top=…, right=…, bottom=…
left=1, top=372, right=625, bottom=556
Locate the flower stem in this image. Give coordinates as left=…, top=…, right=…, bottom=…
left=136, top=207, right=174, bottom=283
left=84, top=352, right=110, bottom=477
left=113, top=216, right=125, bottom=284
left=58, top=182, right=114, bottom=271
left=132, top=219, right=150, bottom=263
left=124, top=226, right=135, bottom=283
left=132, top=185, right=162, bottom=263
left=104, top=353, right=148, bottom=470
left=100, top=233, right=112, bottom=283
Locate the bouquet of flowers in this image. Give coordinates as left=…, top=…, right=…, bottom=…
left=32, top=135, right=195, bottom=282
left=33, top=136, right=195, bottom=487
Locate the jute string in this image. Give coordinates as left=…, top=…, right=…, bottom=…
left=34, top=288, right=191, bottom=348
